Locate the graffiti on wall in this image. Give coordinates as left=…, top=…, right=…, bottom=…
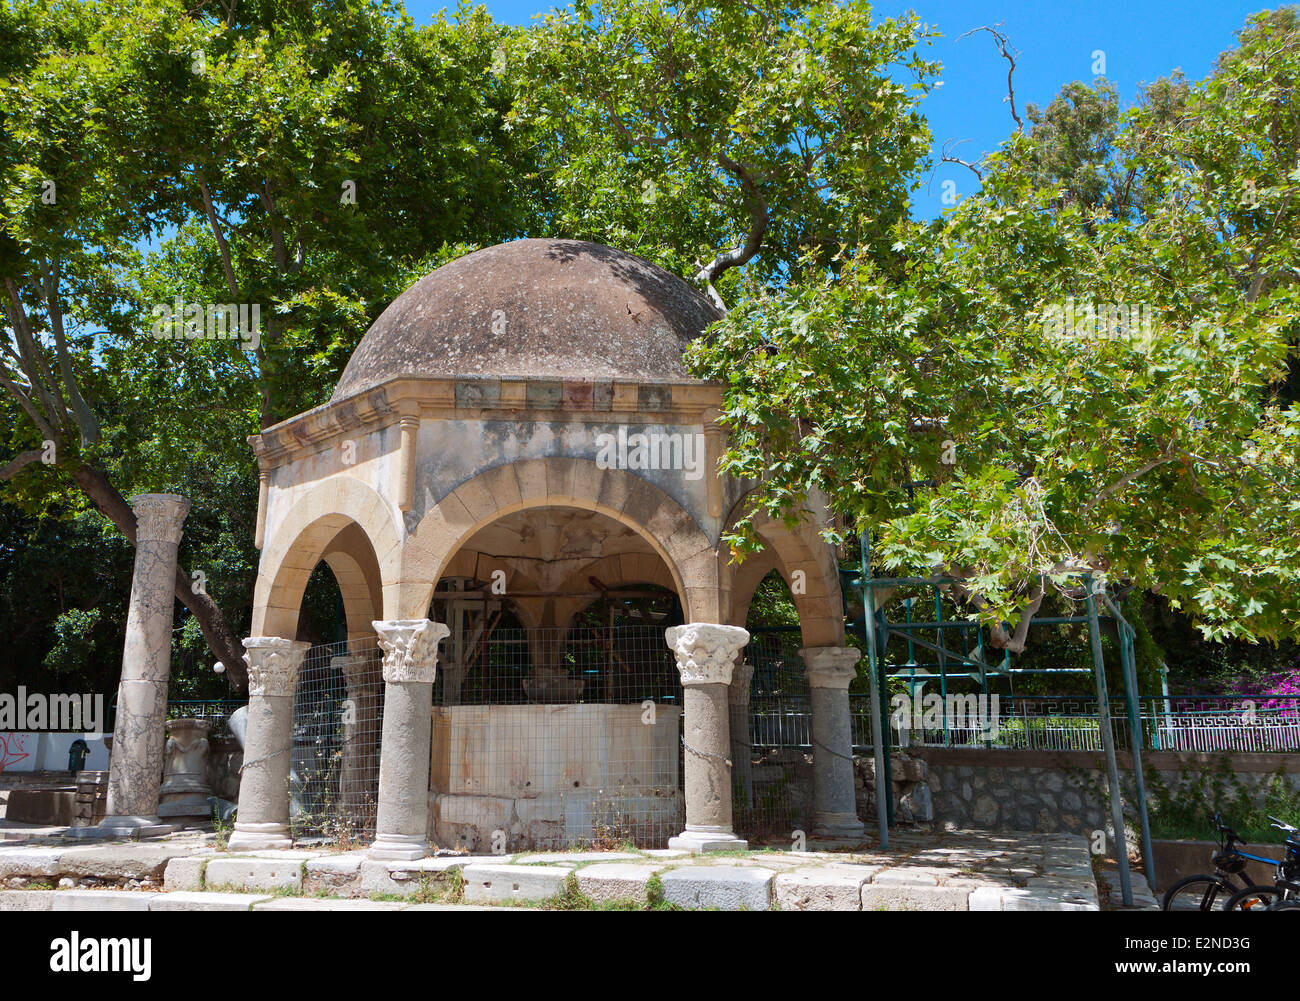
left=0, top=733, right=31, bottom=771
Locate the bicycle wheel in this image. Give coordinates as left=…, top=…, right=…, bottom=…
left=1161, top=875, right=1233, bottom=911
left=1223, top=884, right=1281, bottom=911
left=1268, top=900, right=1300, bottom=911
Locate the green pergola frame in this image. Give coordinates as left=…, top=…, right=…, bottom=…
left=841, top=530, right=1154, bottom=908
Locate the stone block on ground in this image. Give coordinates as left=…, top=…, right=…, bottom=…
left=461, top=862, right=573, bottom=904
left=149, top=891, right=273, bottom=911
left=0, top=890, right=53, bottom=911
left=575, top=863, right=663, bottom=903
left=252, top=897, right=408, bottom=911
left=57, top=844, right=184, bottom=881
left=205, top=856, right=303, bottom=893
left=162, top=856, right=207, bottom=892
left=659, top=866, right=774, bottom=911
left=774, top=864, right=879, bottom=911
left=51, top=890, right=156, bottom=911
left=0, top=847, right=63, bottom=879
left=359, top=856, right=496, bottom=898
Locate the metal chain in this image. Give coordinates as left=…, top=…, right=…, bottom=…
left=812, top=738, right=856, bottom=763
left=238, top=744, right=290, bottom=775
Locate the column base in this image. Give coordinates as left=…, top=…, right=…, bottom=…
left=811, top=812, right=867, bottom=845
left=668, top=828, right=748, bottom=854
left=228, top=822, right=293, bottom=851
left=368, top=832, right=429, bottom=861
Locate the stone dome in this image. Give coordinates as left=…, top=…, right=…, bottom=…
left=331, top=239, right=723, bottom=401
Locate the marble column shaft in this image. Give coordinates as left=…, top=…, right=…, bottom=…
left=369, top=619, right=450, bottom=860
left=666, top=623, right=750, bottom=853
left=228, top=637, right=309, bottom=850
left=104, top=493, right=190, bottom=826
left=802, top=646, right=867, bottom=841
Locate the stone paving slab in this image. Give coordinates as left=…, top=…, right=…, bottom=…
left=661, top=866, right=775, bottom=910
left=774, top=864, right=881, bottom=911
left=149, top=891, right=274, bottom=911
left=462, top=862, right=574, bottom=904
left=206, top=856, right=303, bottom=892
left=0, top=829, right=1101, bottom=911
left=52, top=890, right=157, bottom=911
left=575, top=863, right=666, bottom=903
left=252, top=896, right=408, bottom=911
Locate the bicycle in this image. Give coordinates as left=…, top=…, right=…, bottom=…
left=1221, top=816, right=1300, bottom=912
left=1160, top=813, right=1282, bottom=911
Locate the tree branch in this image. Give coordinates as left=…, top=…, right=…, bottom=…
left=0, top=449, right=44, bottom=481
left=694, top=151, right=768, bottom=312
left=959, top=24, right=1024, bottom=133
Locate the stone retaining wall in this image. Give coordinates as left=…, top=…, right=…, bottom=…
left=912, top=748, right=1300, bottom=840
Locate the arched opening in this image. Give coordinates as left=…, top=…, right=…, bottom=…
left=254, top=515, right=387, bottom=842
left=423, top=504, right=689, bottom=851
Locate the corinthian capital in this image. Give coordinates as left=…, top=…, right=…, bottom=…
left=372, top=619, right=450, bottom=684
left=665, top=623, right=749, bottom=686
left=800, top=646, right=862, bottom=689
left=130, top=493, right=191, bottom=545
left=242, top=637, right=310, bottom=697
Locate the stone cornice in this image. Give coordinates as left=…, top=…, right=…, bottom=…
left=249, top=375, right=724, bottom=466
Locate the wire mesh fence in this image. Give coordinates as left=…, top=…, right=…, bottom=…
left=430, top=623, right=684, bottom=851
left=289, top=636, right=383, bottom=845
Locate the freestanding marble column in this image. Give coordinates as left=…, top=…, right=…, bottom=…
left=802, top=646, right=867, bottom=843
left=334, top=652, right=382, bottom=824
left=101, top=493, right=190, bottom=832
left=728, top=658, right=755, bottom=812
left=228, top=636, right=309, bottom=850
left=666, top=623, right=750, bottom=853
left=369, top=619, right=449, bottom=860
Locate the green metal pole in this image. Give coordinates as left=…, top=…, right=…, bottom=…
left=859, top=531, right=891, bottom=844
left=1118, top=617, right=1155, bottom=895
left=1085, top=578, right=1134, bottom=907
left=934, top=591, right=950, bottom=746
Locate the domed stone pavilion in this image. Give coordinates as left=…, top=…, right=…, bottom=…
left=233, top=239, right=861, bottom=858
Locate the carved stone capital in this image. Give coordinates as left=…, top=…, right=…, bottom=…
left=242, top=637, right=310, bottom=697
left=331, top=653, right=380, bottom=690
left=373, top=619, right=450, bottom=684
left=130, top=493, right=191, bottom=545
left=665, top=623, right=749, bottom=686
left=800, top=646, right=862, bottom=689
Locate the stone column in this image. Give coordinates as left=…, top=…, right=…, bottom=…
left=666, top=623, right=750, bottom=853
left=228, top=637, right=309, bottom=850
left=369, top=619, right=450, bottom=860
left=728, top=658, right=755, bottom=812
left=101, top=493, right=190, bottom=832
left=802, top=646, right=866, bottom=843
left=334, top=652, right=382, bottom=825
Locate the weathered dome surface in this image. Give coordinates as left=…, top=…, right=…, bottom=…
left=331, top=239, right=722, bottom=401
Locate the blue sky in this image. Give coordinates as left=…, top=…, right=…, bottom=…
left=402, top=0, right=1275, bottom=217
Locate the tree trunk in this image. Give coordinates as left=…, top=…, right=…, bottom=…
left=70, top=462, right=249, bottom=691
